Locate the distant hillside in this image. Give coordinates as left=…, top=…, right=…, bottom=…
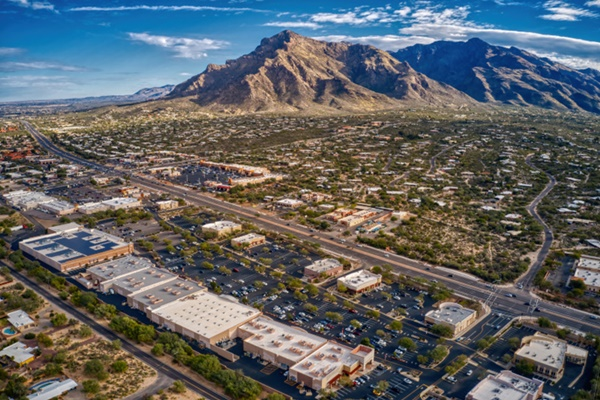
left=0, top=85, right=174, bottom=116
left=390, top=38, right=600, bottom=114
left=169, top=30, right=473, bottom=113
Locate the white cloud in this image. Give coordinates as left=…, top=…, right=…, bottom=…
left=0, top=47, right=24, bottom=56
left=586, top=0, right=600, bottom=6
left=308, top=6, right=412, bottom=25
left=540, top=1, right=597, bottom=21
left=127, top=33, right=229, bottom=59
left=0, top=61, right=87, bottom=72
left=0, top=75, right=75, bottom=88
left=264, top=21, right=322, bottom=29
left=313, top=34, right=435, bottom=51
left=179, top=72, right=192, bottom=76
left=7, top=0, right=55, bottom=11
left=69, top=5, right=266, bottom=13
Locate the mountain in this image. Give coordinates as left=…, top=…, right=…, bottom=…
left=0, top=85, right=174, bottom=116
left=169, top=30, right=473, bottom=113
left=390, top=38, right=600, bottom=114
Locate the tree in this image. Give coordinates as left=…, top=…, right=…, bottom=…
left=361, top=337, right=374, bottom=347
left=501, top=353, right=513, bottom=364
left=4, top=375, right=28, bottom=399
left=305, top=284, right=319, bottom=297
left=111, top=339, right=122, bottom=350
left=389, top=320, right=403, bottom=332
left=84, top=359, right=108, bottom=380
left=350, top=319, right=362, bottom=329
left=429, top=346, right=449, bottom=363
left=537, top=317, right=553, bottom=328
left=508, top=337, right=521, bottom=350
left=294, top=291, right=308, bottom=302
left=476, top=339, right=490, bottom=351
left=79, top=325, right=93, bottom=338
left=337, top=283, right=348, bottom=293
left=515, top=359, right=535, bottom=376
left=112, top=359, right=128, bottom=373
left=218, top=265, right=232, bottom=276
left=266, top=394, right=287, bottom=400
left=376, top=329, right=387, bottom=339
left=171, top=380, right=186, bottom=394
left=202, top=261, right=214, bottom=270
left=343, top=300, right=353, bottom=309
left=431, top=324, right=453, bottom=338
left=82, top=380, right=101, bottom=394
left=303, top=303, right=318, bottom=314
left=324, top=293, right=337, bottom=303
left=417, top=354, right=429, bottom=364
left=51, top=312, right=68, bottom=327
left=366, top=310, right=380, bottom=319
left=375, top=380, right=389, bottom=392
left=37, top=333, right=53, bottom=348
left=397, top=337, right=417, bottom=352
left=324, top=312, right=343, bottom=324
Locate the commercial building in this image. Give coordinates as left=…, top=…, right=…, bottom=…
left=275, top=199, right=304, bottom=209
left=288, top=343, right=375, bottom=391
left=106, top=268, right=178, bottom=297
left=231, top=233, right=266, bottom=249
left=466, top=370, right=544, bottom=400
left=3, top=190, right=55, bottom=210
left=19, top=223, right=133, bottom=272
left=514, top=333, right=588, bottom=381
left=202, top=221, right=242, bottom=237
left=38, top=200, right=76, bottom=216
left=86, top=255, right=154, bottom=291
left=150, top=292, right=261, bottom=347
left=0, top=342, right=36, bottom=367
left=337, top=270, right=382, bottom=294
left=128, top=278, right=205, bottom=317
left=424, top=302, right=477, bottom=338
left=155, top=200, right=179, bottom=210
left=77, top=201, right=109, bottom=215
left=238, top=317, right=327, bottom=369
left=304, top=259, right=344, bottom=280
left=569, top=255, right=600, bottom=292
left=102, top=197, right=141, bottom=211
left=27, top=379, right=78, bottom=400
left=7, top=310, right=35, bottom=331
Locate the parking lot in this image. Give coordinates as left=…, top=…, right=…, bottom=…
left=174, top=165, right=242, bottom=188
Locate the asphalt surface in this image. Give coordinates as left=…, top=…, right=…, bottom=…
left=4, top=261, right=229, bottom=400
left=22, top=121, right=600, bottom=338
left=517, top=155, right=557, bottom=288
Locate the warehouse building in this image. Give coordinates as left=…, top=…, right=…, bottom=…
left=466, top=370, right=544, bottom=400
left=424, top=302, right=477, bottom=338
left=238, top=316, right=328, bottom=370
left=128, top=278, right=205, bottom=317
left=19, top=223, right=133, bottom=272
left=150, top=292, right=260, bottom=347
left=304, top=259, right=344, bottom=280
left=38, top=200, right=76, bottom=216
left=107, top=268, right=177, bottom=297
left=102, top=197, right=141, bottom=210
left=337, top=270, right=382, bottom=294
left=288, top=342, right=375, bottom=391
left=231, top=233, right=266, bottom=249
left=514, top=333, right=588, bottom=381
left=3, top=190, right=55, bottom=210
left=202, top=221, right=242, bottom=237
left=86, top=255, right=154, bottom=291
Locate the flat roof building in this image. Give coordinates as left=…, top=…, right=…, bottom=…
left=128, top=278, right=205, bottom=317
left=102, top=197, right=141, bottom=210
left=304, top=259, right=344, bottom=280
left=514, top=333, right=588, bottom=381
left=19, top=224, right=133, bottom=272
left=3, top=190, right=55, bottom=210
left=570, top=255, right=600, bottom=292
left=150, top=292, right=260, bottom=347
left=78, top=202, right=109, bottom=214
left=108, top=268, right=178, bottom=297
left=39, top=200, right=76, bottom=216
left=238, top=316, right=328, bottom=369
left=466, top=370, right=544, bottom=400
left=202, top=221, right=242, bottom=237
left=289, top=342, right=375, bottom=391
left=231, top=233, right=266, bottom=249
left=424, top=302, right=477, bottom=338
left=0, top=342, right=36, bottom=367
left=155, top=200, right=179, bottom=210
left=337, top=270, right=382, bottom=294
left=87, top=255, right=154, bottom=291
left=27, top=379, right=78, bottom=400
left=7, top=310, right=35, bottom=331
left=275, top=199, right=304, bottom=209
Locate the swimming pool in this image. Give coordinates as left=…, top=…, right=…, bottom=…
left=30, top=379, right=60, bottom=391
left=2, top=327, right=16, bottom=336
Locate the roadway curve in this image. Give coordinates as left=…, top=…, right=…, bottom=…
left=517, top=155, right=557, bottom=288
left=5, top=263, right=229, bottom=400
left=22, top=122, right=600, bottom=336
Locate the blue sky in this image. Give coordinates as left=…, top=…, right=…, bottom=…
left=2, top=0, right=600, bottom=101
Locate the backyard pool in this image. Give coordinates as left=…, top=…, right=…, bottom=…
left=30, top=379, right=60, bottom=391
left=2, top=327, right=16, bottom=336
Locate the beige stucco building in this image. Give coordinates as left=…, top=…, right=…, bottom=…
left=337, top=270, right=382, bottom=294
left=424, top=302, right=477, bottom=338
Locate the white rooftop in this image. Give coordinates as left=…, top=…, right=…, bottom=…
left=425, top=302, right=476, bottom=326
left=7, top=309, right=34, bottom=329
left=0, top=342, right=36, bottom=364
left=467, top=370, right=543, bottom=400
left=573, top=268, right=600, bottom=288
left=515, top=334, right=567, bottom=370
left=232, top=233, right=265, bottom=243
left=87, top=255, right=154, bottom=282
left=153, top=292, right=260, bottom=340
left=129, top=278, right=205, bottom=309
left=110, top=268, right=177, bottom=295
left=28, top=379, right=78, bottom=400
left=202, top=221, right=241, bottom=230
left=338, top=269, right=381, bottom=290
left=48, top=222, right=81, bottom=234
left=289, top=341, right=356, bottom=378
left=578, top=255, right=600, bottom=271
left=239, top=317, right=327, bottom=364
left=305, top=259, right=342, bottom=274
left=103, top=197, right=139, bottom=206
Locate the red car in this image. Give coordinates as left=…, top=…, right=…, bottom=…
left=348, top=309, right=357, bottom=314
left=232, top=268, right=239, bottom=273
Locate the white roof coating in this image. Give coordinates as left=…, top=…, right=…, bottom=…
left=153, top=292, right=260, bottom=340
left=338, top=269, right=381, bottom=290
left=425, top=302, right=476, bottom=326
left=7, top=309, right=34, bottom=329
left=202, top=221, right=241, bottom=230
left=467, top=370, right=543, bottom=400
left=305, top=259, right=342, bottom=274
left=110, top=268, right=177, bottom=295
left=130, top=278, right=205, bottom=309
left=0, top=342, right=36, bottom=364
left=232, top=233, right=265, bottom=244
left=573, top=268, right=600, bottom=288
left=289, top=341, right=356, bottom=377
left=578, top=255, right=600, bottom=271
left=239, top=317, right=327, bottom=364
left=515, top=334, right=567, bottom=370
left=48, top=222, right=81, bottom=234
left=28, top=379, right=78, bottom=400
left=87, top=255, right=154, bottom=282
left=102, top=197, right=140, bottom=207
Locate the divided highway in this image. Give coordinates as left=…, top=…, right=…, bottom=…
left=22, top=121, right=600, bottom=337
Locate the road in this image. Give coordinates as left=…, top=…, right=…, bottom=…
left=4, top=262, right=229, bottom=400
left=517, top=155, right=557, bottom=288
left=22, top=121, right=600, bottom=337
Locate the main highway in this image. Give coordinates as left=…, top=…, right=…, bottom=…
left=22, top=121, right=600, bottom=337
